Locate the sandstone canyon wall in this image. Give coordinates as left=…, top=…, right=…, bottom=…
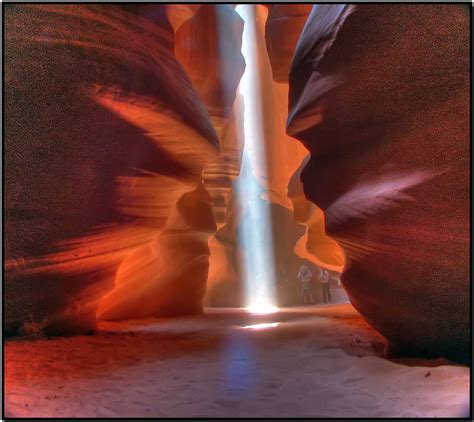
left=287, top=4, right=470, bottom=360
left=4, top=3, right=469, bottom=364
left=4, top=4, right=221, bottom=334
left=97, top=4, right=246, bottom=321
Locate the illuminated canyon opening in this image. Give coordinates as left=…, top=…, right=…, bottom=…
left=3, top=3, right=470, bottom=419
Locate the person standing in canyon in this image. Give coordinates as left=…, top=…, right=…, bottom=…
left=298, top=264, right=314, bottom=305
left=321, top=269, right=332, bottom=304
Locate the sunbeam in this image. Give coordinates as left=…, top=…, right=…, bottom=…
left=235, top=5, right=278, bottom=314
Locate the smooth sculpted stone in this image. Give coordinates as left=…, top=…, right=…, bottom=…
left=98, top=182, right=216, bottom=320
left=174, top=4, right=245, bottom=227
left=175, top=4, right=245, bottom=120
left=262, top=5, right=344, bottom=275
left=4, top=4, right=218, bottom=335
left=264, top=4, right=312, bottom=83
left=288, top=157, right=345, bottom=273
left=287, top=4, right=469, bottom=361
left=173, top=5, right=246, bottom=302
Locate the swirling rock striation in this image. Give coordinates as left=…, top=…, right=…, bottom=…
left=287, top=4, right=469, bottom=360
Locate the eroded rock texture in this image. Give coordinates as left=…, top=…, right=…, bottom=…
left=98, top=4, right=246, bottom=321
left=5, top=2, right=467, bottom=363
left=4, top=4, right=219, bottom=334
left=175, top=4, right=245, bottom=227
left=205, top=5, right=340, bottom=307
left=288, top=158, right=345, bottom=273
left=175, top=5, right=245, bottom=121
left=288, top=4, right=469, bottom=360
left=265, top=5, right=312, bottom=83
left=98, top=182, right=216, bottom=320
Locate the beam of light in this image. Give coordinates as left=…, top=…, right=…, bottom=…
left=235, top=5, right=278, bottom=315
left=239, top=322, right=280, bottom=330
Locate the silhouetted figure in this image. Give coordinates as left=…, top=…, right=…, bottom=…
left=321, top=269, right=332, bottom=303
left=297, top=264, right=314, bottom=304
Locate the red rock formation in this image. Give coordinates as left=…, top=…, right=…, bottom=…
left=174, top=4, right=245, bottom=227
left=6, top=3, right=467, bottom=363
left=98, top=182, right=216, bottom=320
left=204, top=191, right=245, bottom=307
left=288, top=158, right=345, bottom=273
left=172, top=5, right=247, bottom=307
left=264, top=5, right=312, bottom=83
left=98, top=5, right=246, bottom=321
left=4, top=4, right=218, bottom=334
left=258, top=5, right=345, bottom=277
left=175, top=5, right=245, bottom=121
left=288, top=4, right=469, bottom=360
left=4, top=4, right=250, bottom=328
left=167, top=5, right=201, bottom=36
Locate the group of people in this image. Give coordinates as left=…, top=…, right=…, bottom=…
left=295, top=264, right=333, bottom=305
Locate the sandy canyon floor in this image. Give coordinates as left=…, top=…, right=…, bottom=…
left=4, top=304, right=470, bottom=418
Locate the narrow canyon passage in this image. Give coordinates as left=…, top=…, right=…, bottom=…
left=3, top=3, right=470, bottom=419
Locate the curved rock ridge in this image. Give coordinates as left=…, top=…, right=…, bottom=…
left=166, top=4, right=202, bottom=34
left=287, top=4, right=469, bottom=360
left=97, top=182, right=216, bottom=320
left=172, top=5, right=247, bottom=310
left=99, top=5, right=246, bottom=321
left=288, top=158, right=345, bottom=273
left=4, top=4, right=219, bottom=334
left=259, top=5, right=344, bottom=276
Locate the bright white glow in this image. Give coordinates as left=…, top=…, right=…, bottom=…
left=235, top=5, right=278, bottom=314
left=240, top=322, right=280, bottom=330
left=245, top=304, right=279, bottom=315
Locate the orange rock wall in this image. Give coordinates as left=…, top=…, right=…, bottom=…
left=4, top=4, right=219, bottom=334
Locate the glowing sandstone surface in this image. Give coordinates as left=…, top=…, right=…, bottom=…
left=3, top=3, right=470, bottom=367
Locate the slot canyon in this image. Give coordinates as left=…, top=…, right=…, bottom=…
left=3, top=3, right=470, bottom=418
